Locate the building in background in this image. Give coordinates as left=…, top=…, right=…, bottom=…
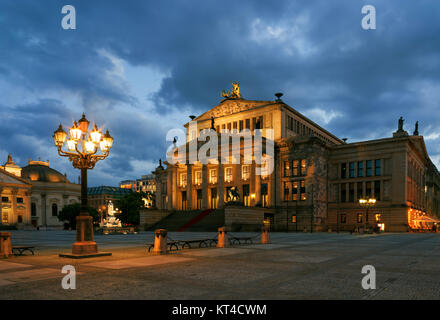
left=152, top=83, right=440, bottom=232
left=1, top=155, right=81, bottom=228
left=120, top=174, right=156, bottom=193
left=21, top=158, right=80, bottom=227
left=88, top=186, right=132, bottom=213
left=0, top=155, right=32, bottom=226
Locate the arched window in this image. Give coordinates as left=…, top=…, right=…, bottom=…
left=31, top=203, right=37, bottom=217
left=52, top=203, right=58, bottom=217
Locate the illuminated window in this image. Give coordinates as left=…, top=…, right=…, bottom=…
left=357, top=214, right=363, bottom=223
left=300, top=160, right=306, bottom=175
left=375, top=214, right=381, bottom=222
left=195, top=171, right=202, bottom=185
left=292, top=215, right=297, bottom=223
left=225, top=167, right=233, bottom=183
left=242, top=165, right=250, bottom=181
left=284, top=182, right=289, bottom=201
left=284, top=160, right=290, bottom=177
left=2, top=212, right=8, bottom=224
left=180, top=173, right=187, bottom=188
left=292, top=181, right=298, bottom=201
left=243, top=184, right=250, bottom=206
left=300, top=180, right=306, bottom=200
left=293, top=161, right=298, bottom=176
left=209, top=169, right=217, bottom=184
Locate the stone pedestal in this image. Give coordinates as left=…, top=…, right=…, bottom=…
left=217, top=227, right=228, bottom=248
left=152, top=229, right=168, bottom=254
left=0, top=232, right=12, bottom=258
left=72, top=215, right=97, bottom=254
left=261, top=226, right=270, bottom=244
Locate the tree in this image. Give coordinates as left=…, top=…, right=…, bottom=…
left=58, top=203, right=99, bottom=229
left=117, top=192, right=146, bottom=225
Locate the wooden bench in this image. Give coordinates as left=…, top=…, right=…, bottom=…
left=12, top=246, right=35, bottom=256
left=230, top=237, right=253, bottom=245
left=146, top=241, right=180, bottom=252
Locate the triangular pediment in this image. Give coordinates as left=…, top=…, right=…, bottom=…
left=0, top=168, right=31, bottom=186
left=193, top=99, right=278, bottom=122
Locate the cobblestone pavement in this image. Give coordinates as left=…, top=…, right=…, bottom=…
left=1, top=231, right=439, bottom=299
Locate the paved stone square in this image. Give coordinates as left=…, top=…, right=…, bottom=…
left=0, top=231, right=439, bottom=299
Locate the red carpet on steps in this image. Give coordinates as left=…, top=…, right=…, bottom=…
left=177, top=209, right=214, bottom=232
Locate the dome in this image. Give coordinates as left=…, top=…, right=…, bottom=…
left=21, top=163, right=69, bottom=183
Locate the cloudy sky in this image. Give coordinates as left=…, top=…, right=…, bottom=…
left=1, top=0, right=439, bottom=186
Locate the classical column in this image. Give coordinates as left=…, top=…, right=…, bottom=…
left=202, top=164, right=208, bottom=209
left=11, top=188, right=17, bottom=225
left=167, top=168, right=173, bottom=211
left=172, top=166, right=178, bottom=209
left=269, top=158, right=277, bottom=207
left=218, top=162, right=224, bottom=208
left=255, top=164, right=261, bottom=205
left=186, top=164, right=192, bottom=210
left=250, top=163, right=255, bottom=206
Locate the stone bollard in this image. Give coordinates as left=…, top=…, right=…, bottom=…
left=217, top=227, right=228, bottom=248
left=152, top=229, right=168, bottom=255
left=0, top=232, right=12, bottom=258
left=261, top=226, right=270, bottom=244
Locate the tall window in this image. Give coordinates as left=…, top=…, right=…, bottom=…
left=245, top=119, right=250, bottom=129
left=374, top=181, right=381, bottom=201
left=181, top=191, right=187, bottom=210
left=292, top=182, right=298, bottom=201
left=357, top=161, right=364, bottom=177
left=341, top=183, right=347, bottom=203
left=366, top=181, right=372, bottom=197
left=366, top=160, right=372, bottom=177
left=239, top=120, right=244, bottom=131
left=300, top=160, right=306, bottom=176
left=180, top=173, right=187, bottom=188
left=210, top=188, right=217, bottom=209
left=242, top=165, right=250, bottom=181
left=52, top=203, right=58, bottom=217
left=31, top=203, right=37, bottom=217
left=284, top=160, right=290, bottom=177
left=225, top=167, right=233, bottom=183
left=341, top=163, right=347, bottom=179
left=300, top=180, right=306, bottom=201
left=357, top=182, right=363, bottom=200
left=196, top=189, right=202, bottom=209
left=261, top=183, right=268, bottom=207
left=243, top=184, right=250, bottom=206
left=357, top=213, right=363, bottom=223
left=195, top=171, right=202, bottom=185
left=284, top=182, right=289, bottom=201
left=209, top=169, right=217, bottom=184
left=340, top=214, right=347, bottom=224
left=349, top=162, right=355, bottom=178
left=375, top=159, right=381, bottom=176
left=292, top=160, right=299, bottom=176
left=349, top=183, right=354, bottom=202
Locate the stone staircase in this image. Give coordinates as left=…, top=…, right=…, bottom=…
left=147, top=209, right=225, bottom=232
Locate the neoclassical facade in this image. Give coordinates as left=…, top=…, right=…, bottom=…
left=0, top=155, right=80, bottom=228
left=0, top=156, right=32, bottom=226
left=152, top=83, right=440, bottom=232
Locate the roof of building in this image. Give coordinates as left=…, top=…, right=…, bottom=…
left=88, top=186, right=133, bottom=196
left=21, top=164, right=69, bottom=183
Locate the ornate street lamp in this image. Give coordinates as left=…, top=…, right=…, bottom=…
left=359, top=198, right=376, bottom=232
left=53, top=113, right=113, bottom=256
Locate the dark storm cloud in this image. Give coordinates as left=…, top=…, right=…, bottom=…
left=1, top=0, right=440, bottom=185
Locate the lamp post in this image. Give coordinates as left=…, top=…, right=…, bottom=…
left=53, top=113, right=113, bottom=256
left=359, top=198, right=376, bottom=232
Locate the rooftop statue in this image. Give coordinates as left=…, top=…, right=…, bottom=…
left=221, top=81, right=242, bottom=99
